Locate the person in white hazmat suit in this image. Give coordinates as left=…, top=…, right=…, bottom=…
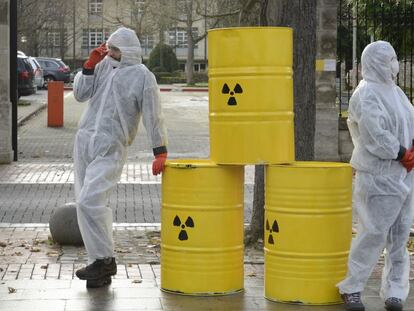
left=72, top=27, right=168, bottom=288
left=337, top=41, right=414, bottom=311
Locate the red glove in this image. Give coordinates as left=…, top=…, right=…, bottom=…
left=152, top=153, right=167, bottom=176
left=400, top=149, right=414, bottom=172
left=84, top=42, right=108, bottom=69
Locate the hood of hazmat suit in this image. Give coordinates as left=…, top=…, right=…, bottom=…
left=347, top=40, right=414, bottom=176
left=72, top=27, right=167, bottom=263
left=337, top=41, right=414, bottom=302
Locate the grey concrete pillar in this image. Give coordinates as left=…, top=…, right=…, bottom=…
left=314, top=0, right=340, bottom=161
left=0, top=0, right=12, bottom=164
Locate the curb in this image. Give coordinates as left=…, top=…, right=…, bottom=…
left=17, top=102, right=47, bottom=126
left=159, top=88, right=208, bottom=92
left=0, top=222, right=161, bottom=228
left=182, top=88, right=208, bottom=92
left=65, top=86, right=208, bottom=92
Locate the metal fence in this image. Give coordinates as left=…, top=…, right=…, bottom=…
left=337, top=0, right=414, bottom=116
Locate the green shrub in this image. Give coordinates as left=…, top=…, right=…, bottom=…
left=149, top=44, right=179, bottom=73
left=156, top=76, right=187, bottom=84
left=192, top=72, right=208, bottom=83
left=152, top=66, right=167, bottom=73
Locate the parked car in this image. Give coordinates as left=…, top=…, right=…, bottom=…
left=35, top=57, right=71, bottom=88
left=70, top=68, right=82, bottom=83
left=17, top=54, right=36, bottom=97
left=27, top=57, right=44, bottom=89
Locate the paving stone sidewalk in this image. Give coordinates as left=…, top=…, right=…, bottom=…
left=0, top=92, right=256, bottom=224
left=0, top=161, right=255, bottom=224
left=17, top=92, right=210, bottom=162
left=0, top=225, right=414, bottom=311
left=0, top=183, right=254, bottom=224
left=6, top=89, right=414, bottom=310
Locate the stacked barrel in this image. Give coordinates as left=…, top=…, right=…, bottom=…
left=161, top=27, right=352, bottom=304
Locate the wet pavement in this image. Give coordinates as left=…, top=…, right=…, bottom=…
left=17, top=91, right=210, bottom=162
left=2, top=90, right=414, bottom=310
left=1, top=92, right=255, bottom=224
left=1, top=224, right=414, bottom=311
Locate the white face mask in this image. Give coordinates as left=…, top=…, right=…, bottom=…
left=108, top=56, right=120, bottom=67
left=391, top=58, right=399, bottom=78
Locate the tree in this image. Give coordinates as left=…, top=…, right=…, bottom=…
left=148, top=43, right=179, bottom=72
left=107, top=0, right=246, bottom=85
left=18, top=0, right=77, bottom=60
left=171, top=0, right=249, bottom=85
left=245, top=0, right=317, bottom=245
left=338, top=0, right=414, bottom=64
left=17, top=0, right=53, bottom=55
left=105, top=0, right=174, bottom=71
left=172, top=0, right=210, bottom=85
left=238, top=0, right=261, bottom=26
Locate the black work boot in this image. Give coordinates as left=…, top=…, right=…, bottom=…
left=76, top=257, right=117, bottom=281
left=86, top=276, right=112, bottom=288
left=385, top=297, right=403, bottom=311
left=341, top=292, right=365, bottom=311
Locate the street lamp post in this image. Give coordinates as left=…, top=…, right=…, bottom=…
left=10, top=0, right=18, bottom=161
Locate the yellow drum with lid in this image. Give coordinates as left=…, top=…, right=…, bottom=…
left=264, top=162, right=352, bottom=304
left=208, top=27, right=294, bottom=164
left=161, top=159, right=244, bottom=295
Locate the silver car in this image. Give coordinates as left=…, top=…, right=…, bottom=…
left=27, top=57, right=44, bottom=89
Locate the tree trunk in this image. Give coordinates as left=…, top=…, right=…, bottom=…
left=244, top=165, right=265, bottom=244
left=186, top=25, right=194, bottom=85
left=158, top=0, right=166, bottom=70
left=59, top=1, right=67, bottom=61
left=72, top=0, right=76, bottom=68
left=246, top=0, right=317, bottom=245
left=185, top=1, right=194, bottom=85
left=238, top=0, right=260, bottom=26
left=158, top=26, right=165, bottom=69
left=265, top=0, right=317, bottom=161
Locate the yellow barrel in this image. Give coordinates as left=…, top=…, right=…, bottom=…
left=208, top=27, right=294, bottom=165
left=161, top=159, right=244, bottom=295
left=264, top=162, right=352, bottom=304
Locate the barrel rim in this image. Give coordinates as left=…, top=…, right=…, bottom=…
left=208, top=26, right=293, bottom=33
left=165, top=159, right=243, bottom=169
left=268, top=161, right=351, bottom=169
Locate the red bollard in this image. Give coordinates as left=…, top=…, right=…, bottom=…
left=47, top=81, right=64, bottom=127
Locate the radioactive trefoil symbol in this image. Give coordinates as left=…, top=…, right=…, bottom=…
left=222, top=83, right=243, bottom=106
left=173, top=215, right=194, bottom=241
left=266, top=219, right=279, bottom=245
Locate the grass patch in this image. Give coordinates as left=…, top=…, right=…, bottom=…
left=18, top=100, right=31, bottom=106
left=194, top=82, right=208, bottom=87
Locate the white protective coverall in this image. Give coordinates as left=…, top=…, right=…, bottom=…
left=337, top=41, right=414, bottom=301
left=73, top=27, right=167, bottom=263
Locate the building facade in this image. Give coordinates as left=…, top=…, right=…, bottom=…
left=33, top=0, right=208, bottom=72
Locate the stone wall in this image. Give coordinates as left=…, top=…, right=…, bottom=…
left=314, top=0, right=340, bottom=161
left=0, top=0, right=12, bottom=164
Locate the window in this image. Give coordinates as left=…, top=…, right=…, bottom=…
left=168, top=27, right=198, bottom=48
left=90, top=30, right=103, bottom=46
left=135, top=0, right=145, bottom=14
left=200, top=63, right=206, bottom=71
left=45, top=61, right=58, bottom=68
left=89, top=0, right=103, bottom=14
left=82, top=28, right=109, bottom=48
left=141, top=34, right=154, bottom=49
left=47, top=32, right=60, bottom=47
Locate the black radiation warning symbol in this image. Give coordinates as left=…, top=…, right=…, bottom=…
left=222, top=83, right=243, bottom=106
left=266, top=219, right=279, bottom=245
left=173, top=215, right=194, bottom=241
